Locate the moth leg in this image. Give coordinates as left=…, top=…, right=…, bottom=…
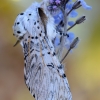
left=37, top=34, right=48, bottom=81
left=38, top=35, right=46, bottom=67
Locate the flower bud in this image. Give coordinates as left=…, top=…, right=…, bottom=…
left=76, top=16, right=86, bottom=24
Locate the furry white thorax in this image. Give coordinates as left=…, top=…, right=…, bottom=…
left=40, top=0, right=57, bottom=40
left=46, top=15, right=57, bottom=40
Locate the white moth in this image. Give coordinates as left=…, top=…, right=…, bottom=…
left=13, top=1, right=72, bottom=100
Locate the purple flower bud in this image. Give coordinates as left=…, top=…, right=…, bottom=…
left=49, top=0, right=54, bottom=4
left=53, top=5, right=57, bottom=10
left=55, top=0, right=61, bottom=5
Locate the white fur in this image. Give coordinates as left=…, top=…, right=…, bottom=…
left=47, top=16, right=57, bottom=40
left=40, top=0, right=57, bottom=40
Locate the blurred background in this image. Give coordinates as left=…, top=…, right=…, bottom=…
left=0, top=0, right=100, bottom=100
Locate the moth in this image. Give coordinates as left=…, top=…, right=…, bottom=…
left=13, top=1, right=72, bottom=100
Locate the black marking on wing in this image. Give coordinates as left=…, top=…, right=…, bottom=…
left=62, top=74, right=66, bottom=78
left=58, top=65, right=63, bottom=69
left=31, top=64, right=35, bottom=68
left=24, top=48, right=34, bottom=60
left=44, top=36, right=52, bottom=50
left=33, top=94, right=35, bottom=98
left=52, top=52, right=56, bottom=56
left=47, top=63, right=54, bottom=68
